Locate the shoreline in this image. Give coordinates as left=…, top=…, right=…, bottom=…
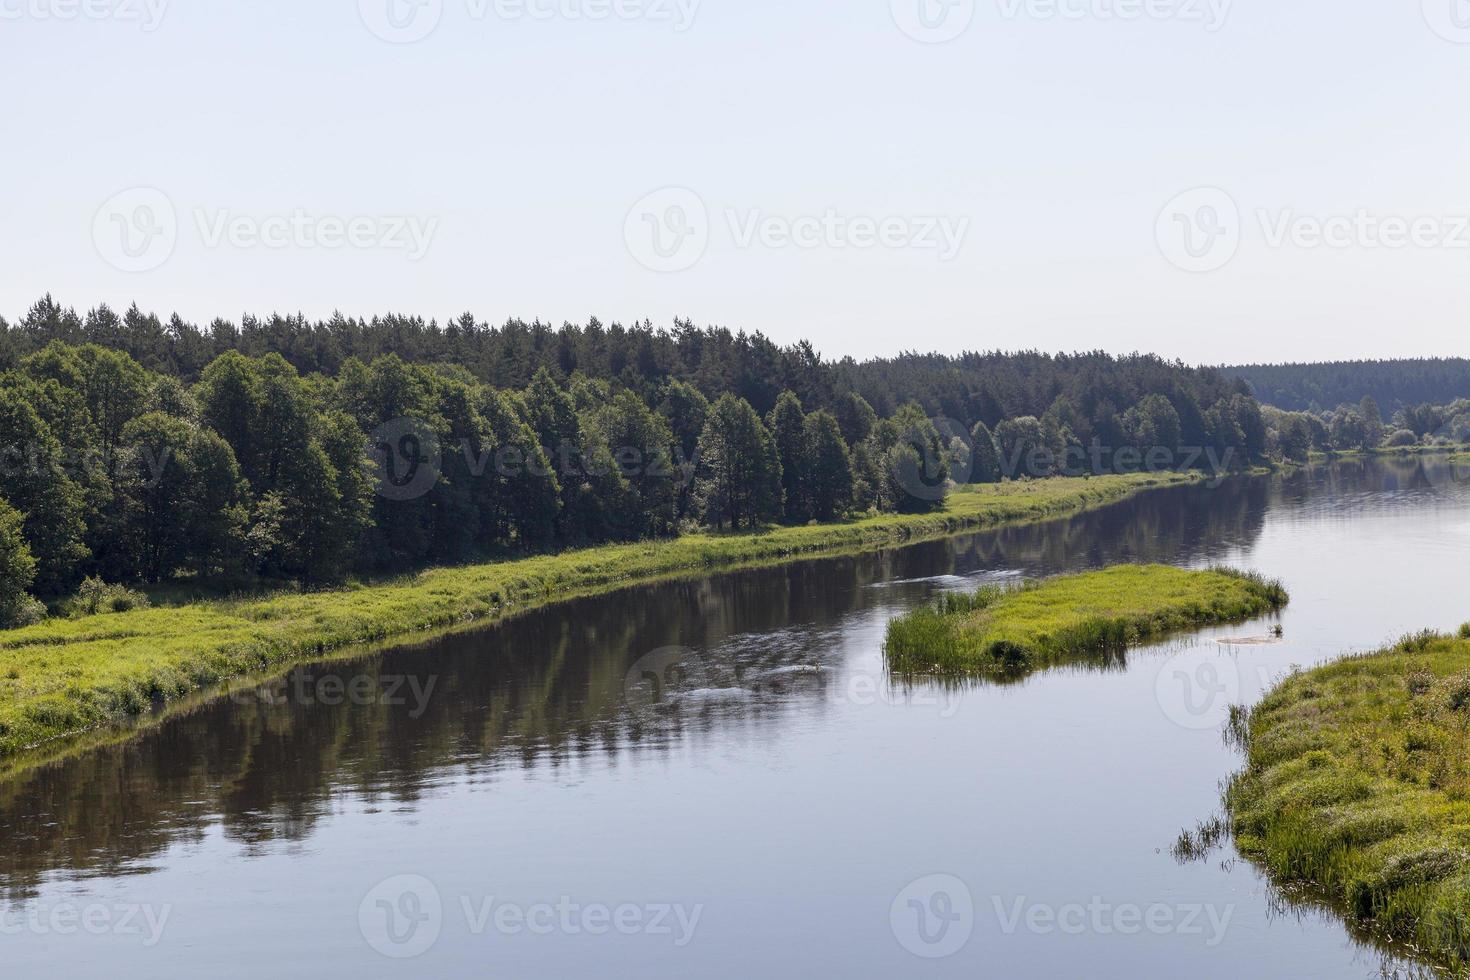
left=0, top=470, right=1207, bottom=769
left=884, top=565, right=1288, bottom=677
left=1227, top=628, right=1470, bottom=975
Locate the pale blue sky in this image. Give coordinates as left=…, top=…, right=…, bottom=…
left=4, top=0, right=1470, bottom=363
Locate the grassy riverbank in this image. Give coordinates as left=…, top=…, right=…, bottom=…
left=885, top=564, right=1287, bottom=676
left=1227, top=628, right=1470, bottom=971
left=0, top=471, right=1205, bottom=761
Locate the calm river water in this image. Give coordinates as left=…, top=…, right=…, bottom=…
left=3, top=458, right=1469, bottom=978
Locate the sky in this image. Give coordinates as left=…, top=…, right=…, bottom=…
left=3, top=0, right=1470, bottom=366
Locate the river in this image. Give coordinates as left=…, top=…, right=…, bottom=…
left=2, top=458, right=1468, bottom=978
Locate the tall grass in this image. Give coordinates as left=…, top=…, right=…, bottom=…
left=1227, top=628, right=1470, bottom=973
left=885, top=564, right=1288, bottom=676
left=0, top=470, right=1205, bottom=762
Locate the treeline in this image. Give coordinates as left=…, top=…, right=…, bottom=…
left=0, top=297, right=1273, bottom=628
left=1259, top=394, right=1470, bottom=462
left=1225, top=359, right=1470, bottom=413
left=2, top=296, right=1247, bottom=430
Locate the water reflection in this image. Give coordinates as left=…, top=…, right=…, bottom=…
left=0, top=457, right=1454, bottom=918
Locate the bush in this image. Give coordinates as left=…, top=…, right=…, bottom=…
left=3, top=595, right=46, bottom=629
left=1385, top=429, right=1420, bottom=448
left=65, top=577, right=151, bottom=617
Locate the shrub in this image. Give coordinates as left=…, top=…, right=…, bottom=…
left=4, top=595, right=46, bottom=629
left=1385, top=429, right=1420, bottom=448
left=65, top=577, right=152, bottom=617
left=1438, top=672, right=1470, bottom=713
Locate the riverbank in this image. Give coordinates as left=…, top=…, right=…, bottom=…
left=884, top=564, right=1287, bottom=676
left=0, top=471, right=1208, bottom=762
left=1227, top=628, right=1470, bottom=972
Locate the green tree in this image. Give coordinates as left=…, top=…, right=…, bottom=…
left=872, top=405, right=949, bottom=512
left=657, top=379, right=708, bottom=520
left=802, top=410, right=853, bottom=521
left=197, top=351, right=264, bottom=483
left=1359, top=395, right=1384, bottom=445
left=589, top=390, right=679, bottom=538
left=694, top=395, right=782, bottom=530
left=117, top=413, right=245, bottom=582
left=79, top=344, right=149, bottom=474
left=481, top=388, right=560, bottom=548
left=969, top=420, right=1002, bottom=483
left=768, top=391, right=810, bottom=522
left=994, top=416, right=1049, bottom=479
left=1122, top=394, right=1183, bottom=459
left=0, top=497, right=41, bottom=628
left=0, top=385, right=89, bottom=593
left=833, top=391, right=877, bottom=446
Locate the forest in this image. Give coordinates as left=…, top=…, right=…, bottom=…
left=0, top=296, right=1274, bottom=628
left=1224, top=358, right=1470, bottom=413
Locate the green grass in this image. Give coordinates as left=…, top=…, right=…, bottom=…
left=0, top=471, right=1204, bottom=763
left=1227, top=627, right=1470, bottom=973
left=884, top=564, right=1288, bottom=676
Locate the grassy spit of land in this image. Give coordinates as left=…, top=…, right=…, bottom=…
left=0, top=470, right=1208, bottom=761
left=885, top=564, right=1288, bottom=677
left=1227, top=627, right=1470, bottom=972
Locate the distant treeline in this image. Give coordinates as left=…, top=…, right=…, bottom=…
left=2, top=296, right=1248, bottom=429
left=1224, top=359, right=1470, bottom=413
left=0, top=296, right=1269, bottom=628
